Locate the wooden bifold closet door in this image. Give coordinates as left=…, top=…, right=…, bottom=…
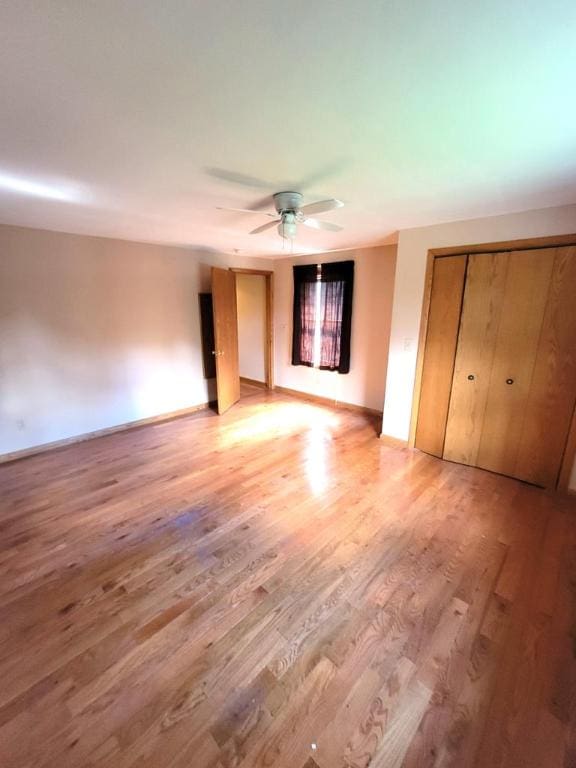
left=416, top=246, right=576, bottom=488
left=414, top=255, right=467, bottom=457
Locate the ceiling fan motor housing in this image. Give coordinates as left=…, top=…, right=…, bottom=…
left=273, top=191, right=303, bottom=214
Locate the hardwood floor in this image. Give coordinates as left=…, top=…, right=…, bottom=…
left=0, top=389, right=575, bottom=768
left=239, top=380, right=266, bottom=399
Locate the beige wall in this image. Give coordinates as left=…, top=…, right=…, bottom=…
left=0, top=224, right=267, bottom=456
left=381, top=203, right=576, bottom=489
left=236, top=273, right=266, bottom=383
left=274, top=245, right=397, bottom=412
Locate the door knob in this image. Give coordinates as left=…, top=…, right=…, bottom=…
left=506, top=378, right=514, bottom=385
left=467, top=374, right=475, bottom=380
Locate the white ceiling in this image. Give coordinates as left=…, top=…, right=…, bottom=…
left=0, top=1, right=575, bottom=257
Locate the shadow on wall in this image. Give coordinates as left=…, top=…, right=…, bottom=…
left=356, top=246, right=397, bottom=411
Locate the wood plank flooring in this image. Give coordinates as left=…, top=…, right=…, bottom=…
left=0, top=389, right=575, bottom=768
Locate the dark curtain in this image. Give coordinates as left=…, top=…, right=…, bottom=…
left=292, top=264, right=318, bottom=367
left=319, top=260, right=354, bottom=373
left=292, top=260, right=354, bottom=374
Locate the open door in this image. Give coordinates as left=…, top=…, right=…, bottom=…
left=211, top=267, right=240, bottom=414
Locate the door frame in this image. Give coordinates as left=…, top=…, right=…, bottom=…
left=409, top=233, right=576, bottom=492
left=230, top=268, right=275, bottom=389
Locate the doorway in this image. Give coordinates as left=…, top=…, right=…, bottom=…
left=232, top=268, right=273, bottom=398
left=209, top=267, right=273, bottom=414
left=235, top=272, right=268, bottom=398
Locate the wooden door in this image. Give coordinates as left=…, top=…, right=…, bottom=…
left=415, top=255, right=467, bottom=456
left=514, top=246, right=576, bottom=486
left=443, top=252, right=508, bottom=466
left=211, top=267, right=240, bottom=415
left=474, top=249, right=555, bottom=479
left=443, top=246, right=576, bottom=487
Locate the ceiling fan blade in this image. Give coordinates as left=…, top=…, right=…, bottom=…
left=299, top=198, right=344, bottom=216
left=205, top=167, right=273, bottom=190
left=302, top=218, right=343, bottom=232
left=217, top=207, right=276, bottom=217
left=296, top=160, right=347, bottom=191
left=247, top=195, right=277, bottom=212
left=249, top=220, right=279, bottom=235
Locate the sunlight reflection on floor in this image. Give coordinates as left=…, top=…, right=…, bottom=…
left=216, top=400, right=344, bottom=497
left=304, top=427, right=331, bottom=496
left=218, top=402, right=341, bottom=446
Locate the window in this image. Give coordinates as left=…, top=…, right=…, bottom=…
left=291, top=260, right=354, bottom=373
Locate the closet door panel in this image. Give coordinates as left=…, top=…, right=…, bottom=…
left=415, top=255, right=467, bottom=457
left=514, top=246, right=576, bottom=486
left=443, top=253, right=508, bottom=465
left=476, top=249, right=555, bottom=478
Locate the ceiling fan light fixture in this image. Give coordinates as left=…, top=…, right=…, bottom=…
left=278, top=213, right=297, bottom=240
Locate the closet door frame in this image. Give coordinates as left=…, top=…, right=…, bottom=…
left=409, top=232, right=576, bottom=492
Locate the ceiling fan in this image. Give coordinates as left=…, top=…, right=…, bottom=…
left=217, top=191, right=344, bottom=240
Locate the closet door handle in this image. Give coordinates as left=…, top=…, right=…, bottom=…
left=506, top=378, right=514, bottom=385
left=467, top=374, right=475, bottom=381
